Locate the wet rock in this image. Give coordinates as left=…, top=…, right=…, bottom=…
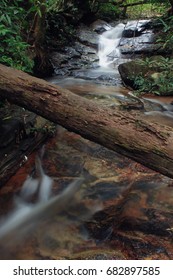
left=122, top=20, right=152, bottom=39
left=64, top=47, right=81, bottom=58
left=72, top=69, right=100, bottom=80
left=49, top=19, right=168, bottom=82
left=142, top=98, right=170, bottom=112
left=50, top=52, right=69, bottom=68
left=0, top=118, right=26, bottom=148
left=118, top=56, right=173, bottom=95
left=51, top=47, right=81, bottom=66
left=90, top=19, right=111, bottom=34
left=97, top=74, right=119, bottom=85
left=81, top=54, right=98, bottom=64
left=117, top=20, right=162, bottom=55
left=118, top=59, right=148, bottom=89
left=122, top=27, right=141, bottom=38
left=140, top=20, right=153, bottom=30
left=76, top=25, right=99, bottom=48
left=0, top=102, right=55, bottom=188
left=72, top=69, right=121, bottom=86
left=74, top=42, right=92, bottom=53
left=49, top=20, right=159, bottom=81
left=119, top=32, right=158, bottom=55
left=51, top=53, right=82, bottom=75
left=1, top=112, right=173, bottom=259
left=50, top=38, right=98, bottom=76
left=54, top=68, right=71, bottom=76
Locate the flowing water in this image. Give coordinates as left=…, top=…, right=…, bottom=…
left=0, top=21, right=130, bottom=258
left=1, top=21, right=173, bottom=259
left=0, top=154, right=102, bottom=257
left=98, top=23, right=125, bottom=67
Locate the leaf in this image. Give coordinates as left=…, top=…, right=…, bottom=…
left=0, top=28, right=10, bottom=35
left=0, top=46, right=4, bottom=53
left=5, top=14, right=12, bottom=25
left=13, top=9, right=19, bottom=15
left=0, top=14, right=5, bottom=22
left=37, top=9, right=42, bottom=18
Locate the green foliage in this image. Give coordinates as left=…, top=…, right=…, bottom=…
left=133, top=57, right=173, bottom=95
left=97, top=3, right=120, bottom=19
left=0, top=0, right=34, bottom=72
left=29, top=0, right=46, bottom=17
left=47, top=0, right=76, bottom=13
left=46, top=0, right=97, bottom=23
left=127, top=1, right=168, bottom=18
left=134, top=75, right=154, bottom=94
left=46, top=11, right=76, bottom=47
left=154, top=15, right=173, bottom=51
left=138, top=56, right=173, bottom=70
left=134, top=72, right=173, bottom=95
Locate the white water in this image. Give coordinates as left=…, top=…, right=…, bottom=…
left=98, top=23, right=125, bottom=67
left=0, top=157, right=102, bottom=248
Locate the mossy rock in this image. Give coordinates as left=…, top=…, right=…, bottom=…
left=118, top=59, right=148, bottom=89
left=118, top=56, right=173, bottom=95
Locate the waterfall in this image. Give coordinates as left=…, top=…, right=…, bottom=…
left=98, top=23, right=125, bottom=67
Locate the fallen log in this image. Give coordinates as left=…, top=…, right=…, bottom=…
left=1, top=64, right=173, bottom=178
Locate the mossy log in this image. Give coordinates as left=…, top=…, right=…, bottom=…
left=1, top=64, right=173, bottom=178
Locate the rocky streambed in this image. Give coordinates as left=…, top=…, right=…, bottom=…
left=50, top=19, right=162, bottom=85
left=1, top=19, right=173, bottom=260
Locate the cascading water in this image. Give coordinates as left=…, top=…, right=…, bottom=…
left=98, top=23, right=125, bottom=67
left=0, top=156, right=102, bottom=254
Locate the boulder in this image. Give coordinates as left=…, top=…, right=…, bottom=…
left=118, top=56, right=173, bottom=95
left=118, top=59, right=148, bottom=89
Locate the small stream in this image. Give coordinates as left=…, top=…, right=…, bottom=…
left=1, top=20, right=173, bottom=260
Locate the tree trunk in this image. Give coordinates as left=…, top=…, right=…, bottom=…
left=1, top=64, right=173, bottom=178
left=29, top=0, right=53, bottom=77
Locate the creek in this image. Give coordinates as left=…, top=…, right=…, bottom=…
left=1, top=20, right=173, bottom=260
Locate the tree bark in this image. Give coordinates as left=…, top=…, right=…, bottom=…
left=1, top=64, right=173, bottom=178
left=28, top=0, right=53, bottom=77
